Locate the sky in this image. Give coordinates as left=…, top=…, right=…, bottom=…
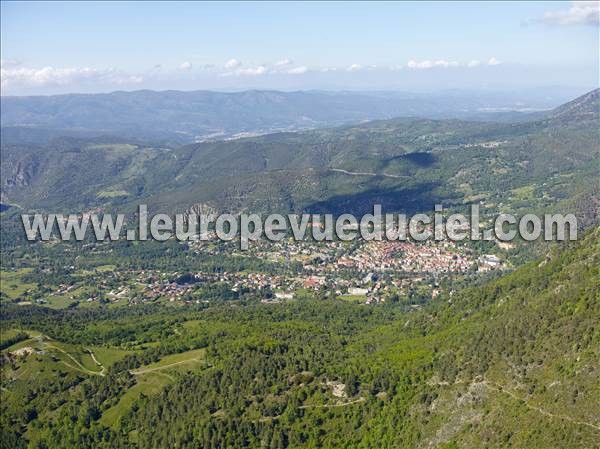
left=1, top=1, right=598, bottom=95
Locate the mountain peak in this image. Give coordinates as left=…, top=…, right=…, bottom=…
left=547, top=88, right=599, bottom=123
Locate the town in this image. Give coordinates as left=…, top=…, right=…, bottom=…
left=2, top=234, right=508, bottom=310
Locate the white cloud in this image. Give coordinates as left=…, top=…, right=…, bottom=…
left=407, top=59, right=459, bottom=69
left=237, top=65, right=268, bottom=76
left=437, top=60, right=459, bottom=68
left=219, top=62, right=267, bottom=77
left=179, top=61, right=192, bottom=70
left=487, top=57, right=501, bottom=66
left=408, top=60, right=431, bottom=69
left=224, top=58, right=242, bottom=69
left=286, top=66, right=308, bottom=75
left=275, top=58, right=293, bottom=67
left=1, top=66, right=144, bottom=90
left=269, top=59, right=307, bottom=75
left=467, top=60, right=481, bottom=68
left=542, top=1, right=599, bottom=26
left=347, top=63, right=362, bottom=72
left=1, top=59, right=21, bottom=68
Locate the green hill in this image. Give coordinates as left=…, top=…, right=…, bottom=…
left=2, top=229, right=598, bottom=448
left=2, top=90, right=599, bottom=223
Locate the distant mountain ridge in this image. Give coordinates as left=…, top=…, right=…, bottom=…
left=1, top=89, right=598, bottom=228
left=546, top=88, right=600, bottom=123
left=0, top=88, right=586, bottom=145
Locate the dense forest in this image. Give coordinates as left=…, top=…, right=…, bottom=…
left=2, top=229, right=598, bottom=448
left=2, top=90, right=598, bottom=220
left=2, top=2, right=599, bottom=447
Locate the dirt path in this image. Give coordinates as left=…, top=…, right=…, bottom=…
left=483, top=380, right=600, bottom=432
left=85, top=348, right=106, bottom=375
left=299, top=397, right=365, bottom=409
left=329, top=168, right=408, bottom=179
left=45, top=343, right=105, bottom=376
left=130, top=358, right=203, bottom=375
left=28, top=334, right=106, bottom=376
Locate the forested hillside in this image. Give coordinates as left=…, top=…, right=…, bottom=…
left=2, top=3, right=598, bottom=449
left=2, top=228, right=598, bottom=448
left=1, top=88, right=598, bottom=449
left=2, top=89, right=599, bottom=224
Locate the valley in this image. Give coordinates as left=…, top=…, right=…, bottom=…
left=2, top=2, right=599, bottom=448
left=2, top=91, right=597, bottom=222
left=1, top=89, right=598, bottom=449
left=1, top=229, right=598, bottom=448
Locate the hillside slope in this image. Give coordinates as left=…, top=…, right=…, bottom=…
left=2, top=228, right=597, bottom=449
left=2, top=90, right=598, bottom=224
left=0, top=89, right=579, bottom=145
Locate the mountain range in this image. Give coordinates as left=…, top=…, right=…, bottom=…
left=2, top=89, right=598, bottom=229
left=0, top=88, right=586, bottom=145
left=1, top=88, right=599, bottom=449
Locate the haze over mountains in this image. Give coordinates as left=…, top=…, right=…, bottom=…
left=2, top=2, right=599, bottom=448
left=1, top=69, right=598, bottom=449
left=0, top=87, right=588, bottom=145
left=2, top=89, right=599, bottom=231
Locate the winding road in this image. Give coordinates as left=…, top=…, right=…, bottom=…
left=329, top=168, right=409, bottom=179
left=483, top=380, right=600, bottom=432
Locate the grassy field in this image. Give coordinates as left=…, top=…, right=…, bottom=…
left=0, top=269, right=35, bottom=300
left=46, top=284, right=98, bottom=309
left=100, top=348, right=208, bottom=428
left=130, top=348, right=207, bottom=374
left=100, top=372, right=172, bottom=427
left=96, top=190, right=129, bottom=199
left=2, top=330, right=131, bottom=374
left=1, top=337, right=37, bottom=352
left=338, top=294, right=367, bottom=303
left=95, top=264, right=117, bottom=272
left=1, top=328, right=25, bottom=342
left=1, top=269, right=98, bottom=309
left=2, top=330, right=137, bottom=429
left=511, top=184, right=535, bottom=200
left=45, top=295, right=79, bottom=309
left=1, top=329, right=42, bottom=352
left=89, top=345, right=132, bottom=366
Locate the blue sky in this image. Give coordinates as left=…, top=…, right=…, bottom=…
left=1, top=1, right=598, bottom=95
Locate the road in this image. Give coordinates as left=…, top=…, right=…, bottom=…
left=46, top=343, right=105, bottom=376
left=130, top=357, right=205, bottom=375
left=299, top=397, right=365, bottom=409
left=483, top=380, right=600, bottom=432
left=329, top=168, right=408, bottom=179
